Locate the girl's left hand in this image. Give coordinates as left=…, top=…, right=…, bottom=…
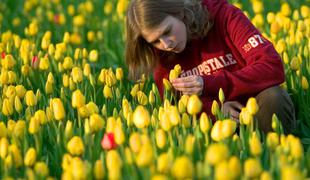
left=171, top=75, right=204, bottom=95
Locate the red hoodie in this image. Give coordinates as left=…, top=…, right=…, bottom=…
left=153, top=0, right=285, bottom=116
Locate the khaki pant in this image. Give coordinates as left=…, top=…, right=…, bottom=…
left=255, top=86, right=296, bottom=134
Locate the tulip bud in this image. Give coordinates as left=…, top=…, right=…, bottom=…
left=187, top=95, right=202, bottom=115
left=169, top=69, right=178, bottom=82
left=157, top=153, right=171, bottom=174
left=211, top=100, right=220, bottom=116
left=156, top=129, right=166, bottom=149
left=94, top=159, right=105, bottom=179
left=103, top=85, right=113, bottom=99
left=133, top=105, right=150, bottom=129
left=136, top=141, right=153, bottom=167
left=89, top=50, right=98, bottom=62
left=249, top=132, right=262, bottom=156
left=163, top=78, right=172, bottom=91
left=0, top=137, right=9, bottom=158
left=199, top=112, right=210, bottom=133
left=115, top=68, right=123, bottom=81
left=205, top=143, right=229, bottom=165
left=129, top=132, right=141, bottom=153
left=51, top=98, right=66, bottom=121
left=181, top=113, right=191, bottom=128
left=106, top=150, right=122, bottom=172
left=0, top=122, right=7, bottom=138
left=218, top=88, right=225, bottom=104
left=244, top=158, right=262, bottom=178
left=137, top=91, right=148, bottom=105
left=171, top=156, right=193, bottom=179
left=89, top=114, right=104, bottom=133
left=301, top=76, right=309, bottom=90
left=24, top=148, right=36, bottom=167
left=71, top=67, right=83, bottom=83
left=28, top=117, right=40, bottom=134
left=67, top=136, right=84, bottom=156
left=168, top=106, right=181, bottom=126
left=114, top=124, right=125, bottom=145
left=246, top=97, right=259, bottom=115
left=34, top=162, right=49, bottom=177
left=24, top=90, right=37, bottom=107
left=211, top=119, right=236, bottom=141
left=72, top=89, right=85, bottom=109
left=185, top=134, right=195, bottom=154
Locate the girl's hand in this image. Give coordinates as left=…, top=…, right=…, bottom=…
left=171, top=75, right=204, bottom=95
left=222, top=101, right=244, bottom=123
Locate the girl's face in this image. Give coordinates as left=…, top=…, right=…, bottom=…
left=141, top=15, right=187, bottom=53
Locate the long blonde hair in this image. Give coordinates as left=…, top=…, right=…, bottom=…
left=125, top=0, right=212, bottom=79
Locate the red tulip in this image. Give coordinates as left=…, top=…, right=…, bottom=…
left=31, top=56, right=39, bottom=69
left=1, top=52, right=6, bottom=59
left=101, top=133, right=117, bottom=150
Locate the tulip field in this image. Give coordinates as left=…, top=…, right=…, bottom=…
left=0, top=0, right=309, bottom=179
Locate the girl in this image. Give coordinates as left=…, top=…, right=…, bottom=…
left=125, top=0, right=296, bottom=134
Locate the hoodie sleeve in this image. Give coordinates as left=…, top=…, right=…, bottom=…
left=202, top=4, right=284, bottom=100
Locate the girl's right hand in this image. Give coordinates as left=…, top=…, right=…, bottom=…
left=222, top=101, right=244, bottom=123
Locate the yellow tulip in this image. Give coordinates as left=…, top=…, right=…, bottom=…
left=200, top=112, right=210, bottom=133
left=218, top=88, right=225, bottom=104
left=71, top=67, right=83, bottom=83
left=290, top=57, right=300, bottom=71
left=0, top=122, right=7, bottom=138
left=15, top=85, right=26, bottom=99
left=244, top=158, right=262, bottom=178
left=34, top=110, right=47, bottom=125
left=94, top=159, right=105, bottom=179
left=83, top=63, right=91, bottom=77
left=300, top=5, right=309, bottom=18
left=211, top=100, right=220, bottom=116
left=62, top=74, right=69, bottom=88
left=249, top=132, right=262, bottom=156
left=86, top=101, right=99, bottom=115
left=25, top=90, right=37, bottom=107
left=228, top=156, right=241, bottom=179
left=24, top=148, right=36, bottom=167
left=70, top=157, right=86, bottom=179
left=211, top=119, right=236, bottom=141
left=281, top=166, right=303, bottom=180
left=104, top=1, right=113, bottom=15
left=133, top=105, right=150, bottom=129
left=168, top=106, right=181, bottom=126
left=187, top=95, right=202, bottom=115
left=260, top=171, right=272, bottom=180
left=129, top=132, right=141, bottom=153
left=116, top=68, right=123, bottom=81
left=39, top=56, right=50, bottom=70
left=13, top=120, right=26, bottom=139
left=288, top=136, right=303, bottom=160
left=163, top=78, right=172, bottom=91
left=65, top=120, right=73, bottom=140
left=246, top=97, right=259, bottom=115
left=0, top=137, right=9, bottom=158
left=301, top=76, right=309, bottom=90
left=72, top=89, right=85, bottom=109
left=171, top=156, right=193, bottom=179
left=215, top=161, right=231, bottom=180
left=67, top=136, right=84, bottom=156
left=185, top=134, right=195, bottom=154
left=9, top=144, right=22, bottom=168
left=89, top=50, right=98, bottom=62
left=280, top=2, right=291, bottom=17
left=205, top=143, right=229, bottom=165
left=51, top=98, right=66, bottom=121
left=114, top=123, right=125, bottom=145
left=239, top=108, right=253, bottom=125
left=137, top=91, right=148, bottom=105
left=89, top=114, right=104, bottom=133
left=169, top=69, right=178, bottom=82
left=149, top=90, right=155, bottom=105
left=160, top=111, right=172, bottom=131
left=28, top=117, right=40, bottom=134
left=103, top=85, right=112, bottom=99
left=63, top=56, right=73, bottom=70
left=266, top=132, right=279, bottom=150
left=45, top=81, right=53, bottom=94
left=87, top=31, right=96, bottom=42
left=73, top=15, right=85, bottom=27
left=106, top=150, right=122, bottom=170
left=181, top=113, right=191, bottom=128
left=156, top=129, right=166, bottom=149
left=136, top=142, right=153, bottom=167
left=252, top=0, right=264, bottom=14
left=157, top=153, right=172, bottom=174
